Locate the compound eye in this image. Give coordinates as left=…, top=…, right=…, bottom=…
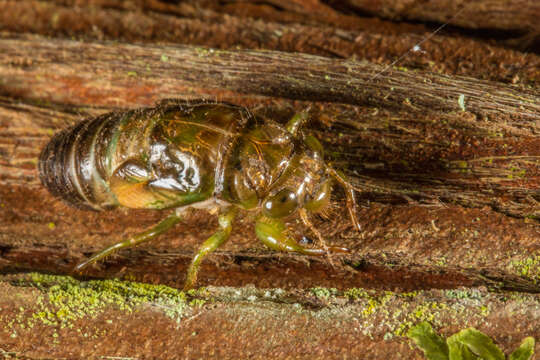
left=262, top=189, right=298, bottom=218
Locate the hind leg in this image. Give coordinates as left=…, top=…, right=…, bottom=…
left=184, top=207, right=238, bottom=290
left=74, top=212, right=182, bottom=272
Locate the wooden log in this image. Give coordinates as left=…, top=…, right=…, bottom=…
left=337, top=0, right=540, bottom=33
left=0, top=0, right=538, bottom=84
left=0, top=18, right=538, bottom=293
left=1, top=35, right=539, bottom=122
left=1, top=95, right=539, bottom=292
left=0, top=273, right=539, bottom=358
left=0, top=2, right=539, bottom=358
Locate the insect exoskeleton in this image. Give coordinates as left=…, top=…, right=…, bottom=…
left=39, top=99, right=360, bottom=289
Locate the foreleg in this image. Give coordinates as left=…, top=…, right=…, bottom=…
left=255, top=215, right=348, bottom=255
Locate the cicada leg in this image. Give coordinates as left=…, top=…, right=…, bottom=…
left=298, top=208, right=350, bottom=266
left=73, top=212, right=182, bottom=272
left=285, top=109, right=310, bottom=136
left=326, top=167, right=361, bottom=231
left=255, top=215, right=348, bottom=255
left=184, top=206, right=238, bottom=290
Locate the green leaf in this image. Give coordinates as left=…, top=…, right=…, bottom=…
left=407, top=322, right=449, bottom=360
left=453, top=328, right=504, bottom=360
left=509, top=337, right=535, bottom=360
left=447, top=334, right=479, bottom=360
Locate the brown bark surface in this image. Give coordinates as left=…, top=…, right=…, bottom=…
left=339, top=0, right=540, bottom=33
left=1, top=35, right=539, bottom=118
left=0, top=0, right=539, bottom=358
left=1, top=0, right=539, bottom=83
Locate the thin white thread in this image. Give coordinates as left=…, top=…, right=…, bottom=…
left=368, top=6, right=467, bottom=82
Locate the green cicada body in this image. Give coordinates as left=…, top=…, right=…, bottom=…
left=39, top=100, right=360, bottom=289
left=40, top=101, right=247, bottom=211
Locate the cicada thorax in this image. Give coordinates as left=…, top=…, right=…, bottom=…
left=221, top=118, right=297, bottom=209
left=39, top=101, right=251, bottom=211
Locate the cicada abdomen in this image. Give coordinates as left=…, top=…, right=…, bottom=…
left=39, top=110, right=122, bottom=211
left=39, top=101, right=250, bottom=212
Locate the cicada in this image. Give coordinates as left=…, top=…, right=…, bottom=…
left=39, top=100, right=360, bottom=289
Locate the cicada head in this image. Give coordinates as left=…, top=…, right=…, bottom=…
left=260, top=129, right=360, bottom=231
left=260, top=133, right=332, bottom=219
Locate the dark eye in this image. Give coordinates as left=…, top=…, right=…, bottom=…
left=262, top=189, right=298, bottom=218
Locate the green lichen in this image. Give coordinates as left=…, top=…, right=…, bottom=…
left=343, top=288, right=371, bottom=300
left=14, top=273, right=190, bottom=329
left=444, top=289, right=483, bottom=300
left=189, top=299, right=207, bottom=307
left=395, top=66, right=409, bottom=72
left=195, top=47, right=209, bottom=57
left=340, top=287, right=492, bottom=337
left=509, top=252, right=540, bottom=284
left=310, top=287, right=338, bottom=299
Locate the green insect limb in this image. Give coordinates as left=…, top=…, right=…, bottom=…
left=326, top=167, right=361, bottom=231
left=74, top=212, right=182, bottom=272
left=255, top=215, right=348, bottom=255
left=183, top=206, right=238, bottom=290
left=285, top=109, right=310, bottom=136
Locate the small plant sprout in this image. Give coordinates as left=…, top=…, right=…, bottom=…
left=407, top=322, right=535, bottom=360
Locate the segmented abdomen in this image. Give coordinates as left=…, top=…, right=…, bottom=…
left=39, top=111, right=123, bottom=211
left=39, top=101, right=252, bottom=211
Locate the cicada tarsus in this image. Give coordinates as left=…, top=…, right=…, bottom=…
left=39, top=100, right=360, bottom=289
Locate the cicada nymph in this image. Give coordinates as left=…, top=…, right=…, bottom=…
left=39, top=100, right=360, bottom=289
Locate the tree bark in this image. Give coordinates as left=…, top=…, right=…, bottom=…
left=0, top=1, right=539, bottom=357
left=0, top=0, right=538, bottom=298
left=338, top=0, right=540, bottom=33
left=1, top=35, right=539, bottom=122
left=1, top=71, right=539, bottom=292
left=1, top=0, right=538, bottom=83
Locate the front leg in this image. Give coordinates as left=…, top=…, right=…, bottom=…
left=255, top=215, right=348, bottom=255
left=285, top=109, right=310, bottom=136
left=184, top=206, right=238, bottom=290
